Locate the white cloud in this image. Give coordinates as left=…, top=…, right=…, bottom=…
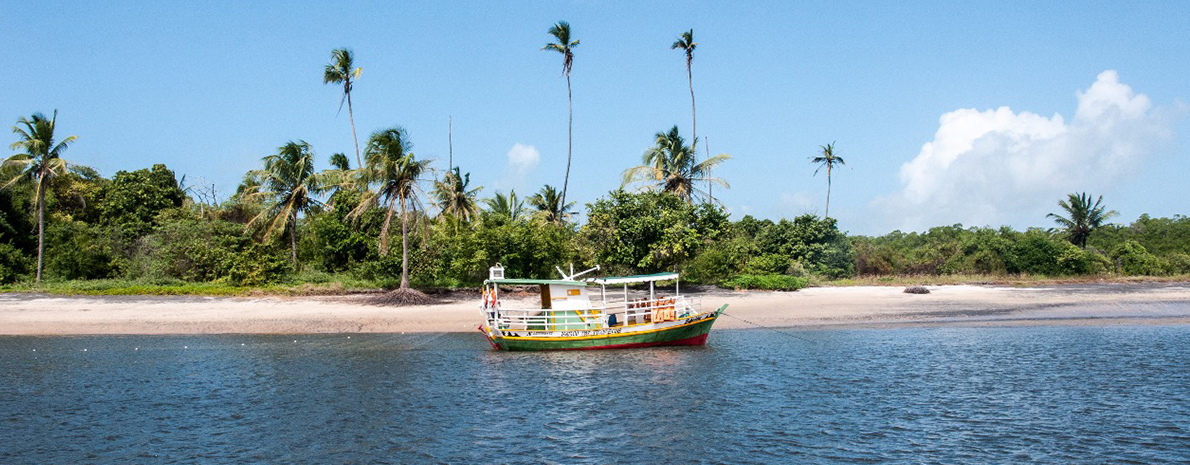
left=776, top=191, right=816, bottom=216
left=494, top=143, right=540, bottom=192
left=878, top=70, right=1173, bottom=231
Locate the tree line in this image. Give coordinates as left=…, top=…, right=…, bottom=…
left=3, top=23, right=1187, bottom=290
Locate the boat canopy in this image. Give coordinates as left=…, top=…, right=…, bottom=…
left=485, top=278, right=588, bottom=286
left=588, top=272, right=679, bottom=285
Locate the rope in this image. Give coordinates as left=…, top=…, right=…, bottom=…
left=721, top=312, right=820, bottom=344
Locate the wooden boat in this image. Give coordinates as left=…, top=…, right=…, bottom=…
left=478, top=264, right=727, bottom=351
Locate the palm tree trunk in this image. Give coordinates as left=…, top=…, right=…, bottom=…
left=400, top=196, right=409, bottom=290
left=825, top=165, right=832, bottom=219
left=688, top=64, right=696, bottom=154
left=36, top=182, right=44, bottom=283
left=347, top=89, right=362, bottom=169
left=559, top=74, right=572, bottom=220
left=289, top=212, right=298, bottom=266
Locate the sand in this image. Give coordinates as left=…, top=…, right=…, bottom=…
left=2, top=283, right=1189, bottom=335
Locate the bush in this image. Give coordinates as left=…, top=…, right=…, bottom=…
left=0, top=242, right=30, bottom=283
left=721, top=274, right=809, bottom=291
left=1167, top=253, right=1190, bottom=274
left=1112, top=240, right=1167, bottom=276
left=743, top=253, right=791, bottom=275
left=129, top=209, right=289, bottom=285
left=44, top=219, right=118, bottom=280
left=582, top=190, right=729, bottom=273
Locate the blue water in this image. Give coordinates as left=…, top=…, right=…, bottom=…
left=2, top=326, right=1189, bottom=464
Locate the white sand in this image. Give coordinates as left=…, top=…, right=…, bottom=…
left=2, top=283, right=1189, bottom=335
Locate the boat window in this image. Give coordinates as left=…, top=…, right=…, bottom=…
left=540, top=284, right=552, bottom=309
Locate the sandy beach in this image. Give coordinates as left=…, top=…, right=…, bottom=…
left=2, top=283, right=1189, bottom=335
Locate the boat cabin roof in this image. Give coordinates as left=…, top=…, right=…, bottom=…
left=485, top=278, right=588, bottom=286
left=588, top=272, right=679, bottom=285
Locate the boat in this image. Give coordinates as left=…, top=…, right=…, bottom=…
left=478, top=264, right=727, bottom=351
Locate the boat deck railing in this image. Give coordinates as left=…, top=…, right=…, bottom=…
left=484, top=295, right=703, bottom=332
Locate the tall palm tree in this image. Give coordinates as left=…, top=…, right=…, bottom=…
left=323, top=48, right=364, bottom=169
left=622, top=126, right=730, bottom=204
left=3, top=111, right=76, bottom=282
left=528, top=184, right=575, bottom=223
left=432, top=167, right=481, bottom=222
left=1048, top=192, right=1117, bottom=249
left=672, top=29, right=698, bottom=149
left=484, top=191, right=527, bottom=223
left=810, top=142, right=846, bottom=218
left=542, top=21, right=579, bottom=219
left=246, top=140, right=324, bottom=265
left=351, top=126, right=430, bottom=289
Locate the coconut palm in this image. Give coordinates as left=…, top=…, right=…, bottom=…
left=528, top=184, right=575, bottom=223
left=3, top=111, right=77, bottom=282
left=622, top=126, right=730, bottom=204
left=432, top=167, right=481, bottom=222
left=246, top=140, right=324, bottom=265
left=672, top=29, right=698, bottom=148
left=1048, top=192, right=1117, bottom=249
left=542, top=20, right=579, bottom=219
left=351, top=126, right=430, bottom=289
left=329, top=152, right=351, bottom=171
left=484, top=191, right=527, bottom=223
left=323, top=48, right=364, bottom=168
left=810, top=142, right=846, bottom=218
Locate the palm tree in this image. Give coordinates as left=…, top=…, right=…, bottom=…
left=3, top=111, right=77, bottom=282
left=671, top=29, right=698, bottom=148
left=622, top=126, right=730, bottom=204
left=246, top=140, right=324, bottom=265
left=528, top=184, right=575, bottom=223
left=542, top=21, right=579, bottom=219
left=323, top=48, right=364, bottom=169
left=329, top=152, right=351, bottom=170
left=1048, top=192, right=1117, bottom=248
left=351, top=126, right=430, bottom=289
left=484, top=191, right=527, bottom=223
left=432, top=167, right=481, bottom=222
left=810, top=142, right=846, bottom=218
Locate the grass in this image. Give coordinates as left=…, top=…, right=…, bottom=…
left=721, top=274, right=810, bottom=291
left=816, top=273, right=1190, bottom=288
left=0, top=273, right=389, bottom=297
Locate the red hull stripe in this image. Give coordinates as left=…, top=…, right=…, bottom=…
left=555, top=333, right=709, bottom=350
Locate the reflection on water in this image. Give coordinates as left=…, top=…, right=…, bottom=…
left=1, top=326, right=1189, bottom=464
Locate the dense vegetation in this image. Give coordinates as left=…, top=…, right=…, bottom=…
left=4, top=32, right=1187, bottom=294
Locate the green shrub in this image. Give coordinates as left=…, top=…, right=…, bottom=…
left=682, top=246, right=737, bottom=285
left=743, top=253, right=791, bottom=275
left=1112, top=240, right=1167, bottom=276
left=721, top=274, right=809, bottom=291
left=1167, top=253, right=1190, bottom=274
left=0, top=242, right=30, bottom=283
left=44, top=219, right=118, bottom=280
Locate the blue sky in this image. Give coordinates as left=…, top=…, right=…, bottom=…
left=3, top=1, right=1188, bottom=235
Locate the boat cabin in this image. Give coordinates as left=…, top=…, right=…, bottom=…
left=481, top=268, right=700, bottom=333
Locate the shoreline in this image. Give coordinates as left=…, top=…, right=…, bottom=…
left=2, top=283, right=1189, bottom=336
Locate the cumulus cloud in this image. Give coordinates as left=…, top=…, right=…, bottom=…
left=878, top=70, right=1173, bottom=231
left=495, top=143, right=540, bottom=192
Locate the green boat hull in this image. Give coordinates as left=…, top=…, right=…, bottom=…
left=487, top=305, right=726, bottom=351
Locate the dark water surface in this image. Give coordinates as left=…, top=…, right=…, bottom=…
left=2, top=326, right=1189, bottom=464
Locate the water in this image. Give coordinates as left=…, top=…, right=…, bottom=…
left=2, top=326, right=1189, bottom=464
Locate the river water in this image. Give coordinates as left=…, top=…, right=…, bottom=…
left=2, top=325, right=1188, bottom=464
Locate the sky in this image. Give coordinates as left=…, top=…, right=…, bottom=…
left=2, top=0, right=1188, bottom=235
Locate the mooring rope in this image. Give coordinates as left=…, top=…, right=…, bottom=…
left=721, top=312, right=821, bottom=344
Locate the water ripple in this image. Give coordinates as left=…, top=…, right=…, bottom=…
left=1, top=326, right=1189, bottom=463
